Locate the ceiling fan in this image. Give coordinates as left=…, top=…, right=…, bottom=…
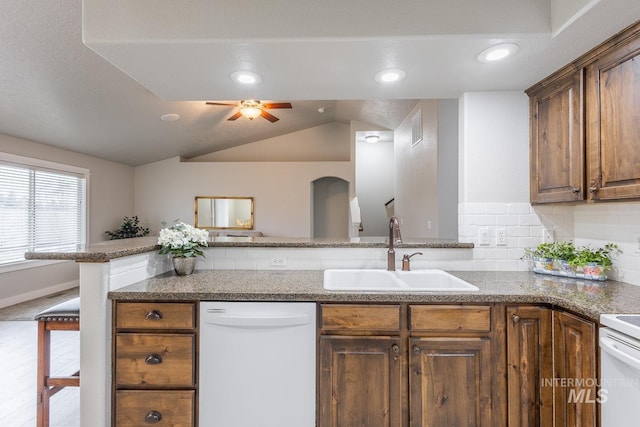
left=205, top=100, right=292, bottom=122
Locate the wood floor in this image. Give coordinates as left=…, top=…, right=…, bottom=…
left=0, top=320, right=80, bottom=427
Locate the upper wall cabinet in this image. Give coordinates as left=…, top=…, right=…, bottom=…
left=586, top=35, right=640, bottom=201
left=529, top=71, right=584, bottom=203
left=527, top=21, right=640, bottom=204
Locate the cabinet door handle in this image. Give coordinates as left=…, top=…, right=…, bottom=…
left=145, top=310, right=163, bottom=320
left=512, top=315, right=521, bottom=323
left=413, top=346, right=420, bottom=355
left=144, top=410, right=162, bottom=424
left=392, top=344, right=400, bottom=354
left=144, top=354, right=163, bottom=365
left=589, top=186, right=598, bottom=193
left=571, top=187, right=581, bottom=193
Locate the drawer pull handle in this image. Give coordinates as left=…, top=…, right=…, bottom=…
left=145, top=354, right=163, bottom=365
left=392, top=344, right=400, bottom=354
left=145, top=310, right=163, bottom=320
left=144, top=410, right=162, bottom=424
left=512, top=315, right=521, bottom=323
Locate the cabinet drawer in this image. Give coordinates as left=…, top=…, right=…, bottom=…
left=115, top=333, right=195, bottom=386
left=115, top=302, right=195, bottom=330
left=321, top=304, right=400, bottom=331
left=410, top=305, right=491, bottom=333
left=115, top=390, right=194, bottom=426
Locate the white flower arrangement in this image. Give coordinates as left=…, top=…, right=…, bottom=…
left=158, top=221, right=209, bottom=258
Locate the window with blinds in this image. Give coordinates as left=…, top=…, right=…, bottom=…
left=0, top=156, right=87, bottom=265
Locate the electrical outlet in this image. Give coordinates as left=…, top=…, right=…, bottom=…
left=479, top=227, right=490, bottom=246
left=496, top=228, right=507, bottom=246
left=270, top=257, right=287, bottom=267
left=542, top=228, right=555, bottom=243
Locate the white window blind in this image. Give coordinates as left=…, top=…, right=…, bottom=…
left=0, top=157, right=87, bottom=265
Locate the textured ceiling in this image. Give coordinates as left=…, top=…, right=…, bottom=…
left=1, top=1, right=640, bottom=166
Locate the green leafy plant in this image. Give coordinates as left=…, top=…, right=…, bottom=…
left=522, top=241, right=576, bottom=261
left=568, top=243, right=622, bottom=269
left=105, top=216, right=149, bottom=240
left=522, top=242, right=557, bottom=260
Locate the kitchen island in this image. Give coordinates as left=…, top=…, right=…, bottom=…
left=25, top=236, right=640, bottom=426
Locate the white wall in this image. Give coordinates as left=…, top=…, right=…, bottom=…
left=190, top=122, right=350, bottom=162
left=135, top=157, right=353, bottom=237
left=395, top=100, right=439, bottom=237
left=0, top=133, right=135, bottom=306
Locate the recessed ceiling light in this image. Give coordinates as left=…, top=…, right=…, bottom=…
left=230, top=71, right=262, bottom=85
left=160, top=113, right=180, bottom=121
left=365, top=135, right=380, bottom=143
left=375, top=69, right=406, bottom=84
left=477, top=43, right=519, bottom=63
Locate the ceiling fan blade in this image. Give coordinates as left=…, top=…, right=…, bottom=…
left=261, top=110, right=280, bottom=122
left=262, top=102, right=292, bottom=109
left=227, top=111, right=243, bottom=121
left=206, top=102, right=238, bottom=106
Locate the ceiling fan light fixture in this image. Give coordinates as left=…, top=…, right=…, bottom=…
left=477, top=43, right=519, bottom=63
left=240, top=105, right=262, bottom=120
left=375, top=69, right=406, bottom=84
left=230, top=71, right=262, bottom=85
left=365, top=135, right=380, bottom=143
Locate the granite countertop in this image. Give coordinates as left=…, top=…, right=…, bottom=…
left=108, top=270, right=640, bottom=322
left=24, top=236, right=473, bottom=262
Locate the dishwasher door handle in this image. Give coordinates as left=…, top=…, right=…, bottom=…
left=204, top=313, right=312, bottom=328
left=600, top=335, right=640, bottom=371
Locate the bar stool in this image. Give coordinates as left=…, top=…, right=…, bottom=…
left=35, top=297, right=80, bottom=427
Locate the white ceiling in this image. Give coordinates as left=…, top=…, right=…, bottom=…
left=2, top=0, right=640, bottom=166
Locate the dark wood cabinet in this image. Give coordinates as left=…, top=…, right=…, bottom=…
left=528, top=20, right=640, bottom=204
left=409, top=337, right=492, bottom=427
left=319, top=303, right=498, bottom=427
left=112, top=302, right=198, bottom=427
left=319, top=336, right=403, bottom=427
left=506, top=305, right=553, bottom=427
left=585, top=33, right=640, bottom=201
left=529, top=71, right=585, bottom=204
left=553, top=310, right=597, bottom=427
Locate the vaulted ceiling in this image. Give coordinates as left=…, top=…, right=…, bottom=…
left=2, top=0, right=640, bottom=166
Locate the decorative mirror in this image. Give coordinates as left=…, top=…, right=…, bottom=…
left=194, top=196, right=254, bottom=229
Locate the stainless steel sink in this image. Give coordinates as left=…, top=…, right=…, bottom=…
left=323, top=269, right=479, bottom=292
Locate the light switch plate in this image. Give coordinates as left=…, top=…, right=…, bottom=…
left=542, top=228, right=555, bottom=243
left=479, top=227, right=490, bottom=246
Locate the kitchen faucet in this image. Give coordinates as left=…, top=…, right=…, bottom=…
left=387, top=216, right=403, bottom=271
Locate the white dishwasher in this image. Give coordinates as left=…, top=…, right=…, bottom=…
left=200, top=302, right=316, bottom=427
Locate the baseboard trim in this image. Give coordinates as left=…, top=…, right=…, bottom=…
left=0, top=280, right=79, bottom=309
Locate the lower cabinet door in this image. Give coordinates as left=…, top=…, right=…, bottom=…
left=115, top=390, right=194, bottom=426
left=409, top=337, right=492, bottom=427
left=553, top=311, right=597, bottom=427
left=319, top=335, right=403, bottom=427
left=506, top=305, right=553, bottom=427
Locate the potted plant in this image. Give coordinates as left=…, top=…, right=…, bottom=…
left=158, top=221, right=210, bottom=276
left=568, top=243, right=622, bottom=280
left=105, top=216, right=149, bottom=240
left=551, top=241, right=578, bottom=276
left=522, top=242, right=558, bottom=274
